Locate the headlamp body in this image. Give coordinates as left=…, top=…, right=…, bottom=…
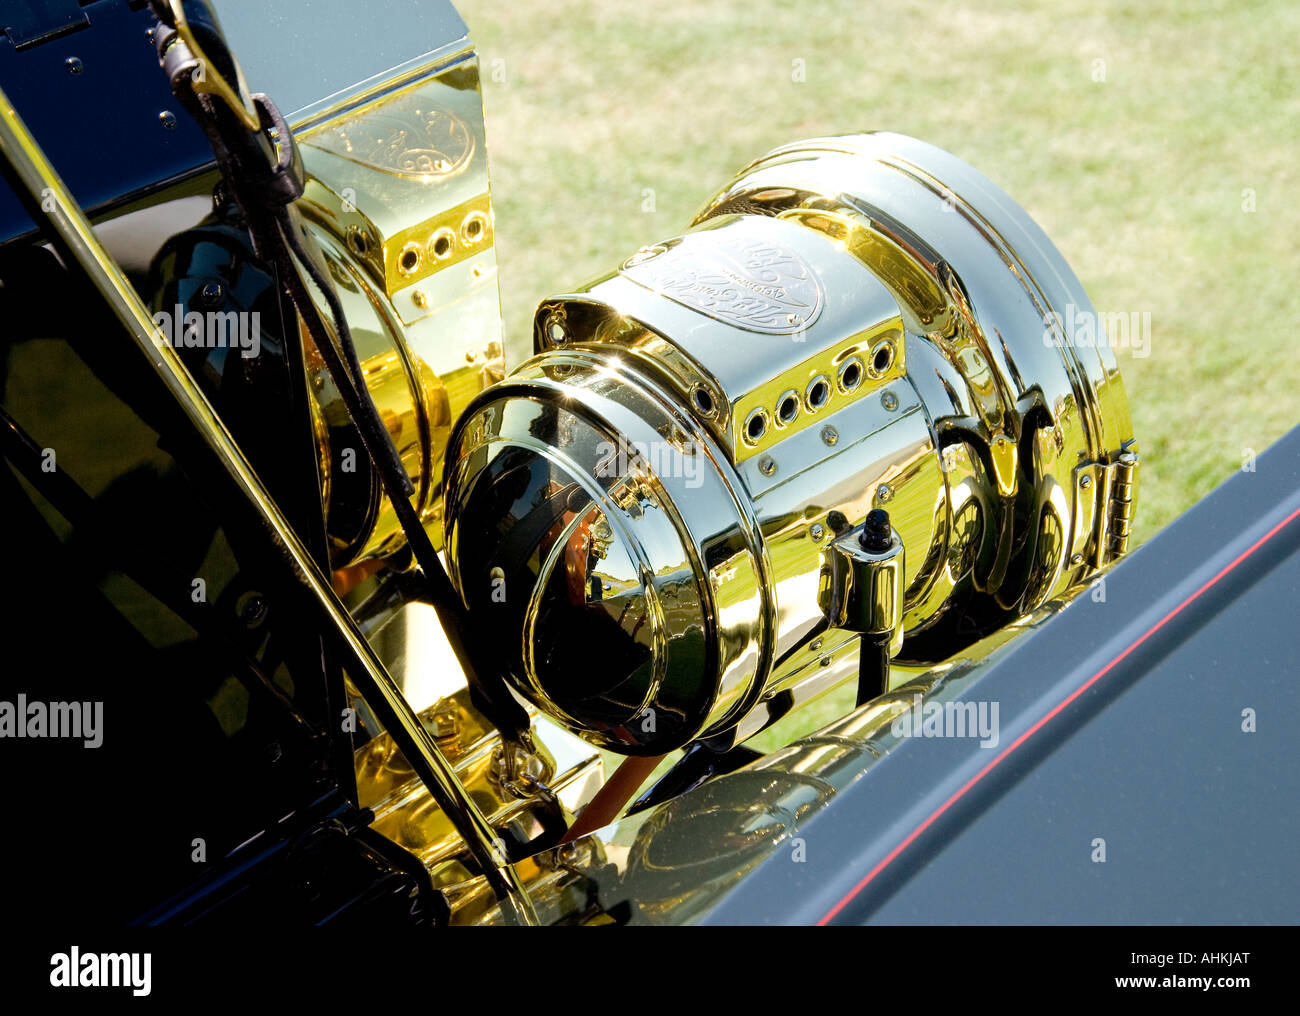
left=445, top=132, right=1137, bottom=754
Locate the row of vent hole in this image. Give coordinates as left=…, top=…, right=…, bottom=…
left=394, top=212, right=489, bottom=277
left=722, top=341, right=893, bottom=448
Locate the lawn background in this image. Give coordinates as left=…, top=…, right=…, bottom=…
left=459, top=0, right=1299, bottom=546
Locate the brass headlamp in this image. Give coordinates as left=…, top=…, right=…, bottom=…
left=443, top=132, right=1138, bottom=755
left=294, top=60, right=505, bottom=569
left=147, top=48, right=507, bottom=573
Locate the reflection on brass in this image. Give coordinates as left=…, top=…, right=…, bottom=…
left=0, top=85, right=536, bottom=924
left=353, top=689, right=603, bottom=872
left=299, top=62, right=495, bottom=309
left=293, top=56, right=505, bottom=568
left=306, top=94, right=474, bottom=180
left=819, top=525, right=906, bottom=643
left=485, top=573, right=1114, bottom=926
left=619, top=231, right=825, bottom=334
left=444, top=133, right=1139, bottom=756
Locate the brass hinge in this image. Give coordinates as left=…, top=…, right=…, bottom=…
left=1070, top=444, right=1140, bottom=570
left=1100, top=447, right=1139, bottom=562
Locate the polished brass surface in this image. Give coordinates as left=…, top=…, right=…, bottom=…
left=298, top=60, right=495, bottom=320
left=699, top=133, right=1138, bottom=595
left=446, top=348, right=774, bottom=754
left=819, top=525, right=905, bottom=642
left=293, top=56, right=504, bottom=568
left=0, top=86, right=536, bottom=925
left=344, top=595, right=607, bottom=901
left=445, top=133, right=1139, bottom=757
left=536, top=214, right=907, bottom=465
left=510, top=572, right=1110, bottom=926
left=353, top=687, right=602, bottom=871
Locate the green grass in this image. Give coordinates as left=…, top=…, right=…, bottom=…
left=460, top=0, right=1300, bottom=545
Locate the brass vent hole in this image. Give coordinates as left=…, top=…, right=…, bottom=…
left=872, top=342, right=894, bottom=376
left=840, top=360, right=862, bottom=391
left=399, top=247, right=421, bottom=275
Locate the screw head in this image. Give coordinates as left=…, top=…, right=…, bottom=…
left=65, top=57, right=84, bottom=75
left=1071, top=553, right=1084, bottom=565
left=159, top=110, right=177, bottom=129
left=820, top=425, right=839, bottom=446
left=810, top=523, right=825, bottom=541
left=412, top=288, right=428, bottom=309
left=1080, top=475, right=1093, bottom=489
left=197, top=280, right=224, bottom=308
left=759, top=455, right=777, bottom=476
left=876, top=483, right=894, bottom=504
left=238, top=593, right=267, bottom=626
left=881, top=391, right=899, bottom=411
